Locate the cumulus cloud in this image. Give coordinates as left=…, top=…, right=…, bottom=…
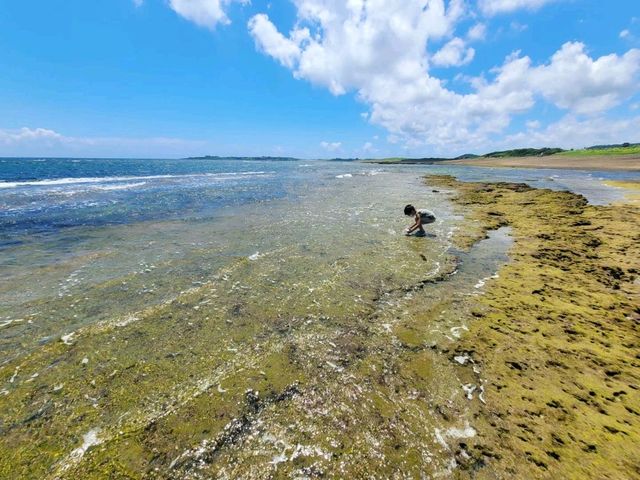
left=248, top=1, right=640, bottom=152
left=168, top=0, right=247, bottom=29
left=432, top=38, right=475, bottom=67
left=479, top=0, right=557, bottom=16
left=528, top=42, right=640, bottom=114
left=503, top=115, right=640, bottom=150
left=248, top=14, right=304, bottom=68
left=0, top=127, right=63, bottom=143
left=320, top=141, right=342, bottom=152
left=250, top=0, right=465, bottom=95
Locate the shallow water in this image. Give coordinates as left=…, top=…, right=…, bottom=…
left=0, top=158, right=636, bottom=478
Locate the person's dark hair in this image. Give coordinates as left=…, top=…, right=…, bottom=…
left=404, top=204, right=416, bottom=216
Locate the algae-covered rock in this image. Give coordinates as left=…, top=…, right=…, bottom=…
left=428, top=175, right=640, bottom=480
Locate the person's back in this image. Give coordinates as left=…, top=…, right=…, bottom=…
left=417, top=208, right=436, bottom=225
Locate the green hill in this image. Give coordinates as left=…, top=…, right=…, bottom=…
left=559, top=143, right=640, bottom=156
left=483, top=148, right=565, bottom=158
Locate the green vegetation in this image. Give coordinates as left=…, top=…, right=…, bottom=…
left=184, top=155, right=300, bottom=161
left=483, top=147, right=564, bottom=158
left=559, top=144, right=640, bottom=156
left=366, top=143, right=639, bottom=164
left=185, top=142, right=640, bottom=163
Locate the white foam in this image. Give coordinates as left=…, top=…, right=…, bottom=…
left=114, top=314, right=139, bottom=328
left=335, top=174, right=352, bottom=179
left=475, top=272, right=500, bottom=289
left=450, top=326, right=468, bottom=338
left=462, top=384, right=476, bottom=400
left=446, top=423, right=477, bottom=439
left=479, top=385, right=486, bottom=404
left=434, top=422, right=477, bottom=449
left=434, top=428, right=448, bottom=448
left=453, top=354, right=470, bottom=365
left=63, top=428, right=102, bottom=469
left=92, top=182, right=147, bottom=191
left=270, top=452, right=288, bottom=465
left=0, top=318, right=24, bottom=329
left=0, top=171, right=272, bottom=189
left=325, top=361, right=344, bottom=372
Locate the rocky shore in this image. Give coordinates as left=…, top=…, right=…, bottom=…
left=1, top=173, right=638, bottom=479
left=429, top=175, right=640, bottom=479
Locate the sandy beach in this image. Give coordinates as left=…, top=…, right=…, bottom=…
left=442, top=154, right=640, bottom=171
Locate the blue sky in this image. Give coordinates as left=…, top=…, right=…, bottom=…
left=0, top=0, right=638, bottom=158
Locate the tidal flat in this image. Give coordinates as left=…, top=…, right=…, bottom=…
left=443, top=154, right=640, bottom=171
left=429, top=175, right=640, bottom=479
left=1, top=163, right=638, bottom=479
left=0, top=166, right=507, bottom=479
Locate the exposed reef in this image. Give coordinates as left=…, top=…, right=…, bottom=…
left=1, top=174, right=638, bottom=479
left=428, top=175, right=640, bottom=479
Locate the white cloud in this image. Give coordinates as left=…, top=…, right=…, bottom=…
left=250, top=0, right=465, bottom=95
left=0, top=127, right=206, bottom=158
left=503, top=115, right=640, bottom=150
left=525, top=120, right=540, bottom=130
left=320, top=141, right=342, bottom=152
left=248, top=14, right=304, bottom=68
left=467, top=23, right=486, bottom=41
left=432, top=38, right=475, bottom=67
left=0, top=127, right=63, bottom=143
left=479, top=0, right=557, bottom=16
left=248, top=2, right=640, bottom=154
left=362, top=141, right=376, bottom=153
left=168, top=0, right=247, bottom=29
left=510, top=21, right=528, bottom=32
left=620, top=29, right=630, bottom=39
left=528, top=42, right=640, bottom=114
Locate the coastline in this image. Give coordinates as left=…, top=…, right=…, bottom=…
left=1, top=168, right=638, bottom=478
left=439, top=154, right=640, bottom=171
left=428, top=175, right=640, bottom=478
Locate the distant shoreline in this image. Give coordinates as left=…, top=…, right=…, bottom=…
left=439, top=154, right=640, bottom=171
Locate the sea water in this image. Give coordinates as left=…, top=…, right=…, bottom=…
left=0, top=157, right=636, bottom=478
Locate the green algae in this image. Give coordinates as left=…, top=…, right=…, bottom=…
left=427, top=175, right=640, bottom=479
left=603, top=180, right=640, bottom=206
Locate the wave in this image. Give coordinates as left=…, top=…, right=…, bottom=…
left=91, top=182, right=148, bottom=191
left=52, top=182, right=149, bottom=196
left=0, top=171, right=273, bottom=189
